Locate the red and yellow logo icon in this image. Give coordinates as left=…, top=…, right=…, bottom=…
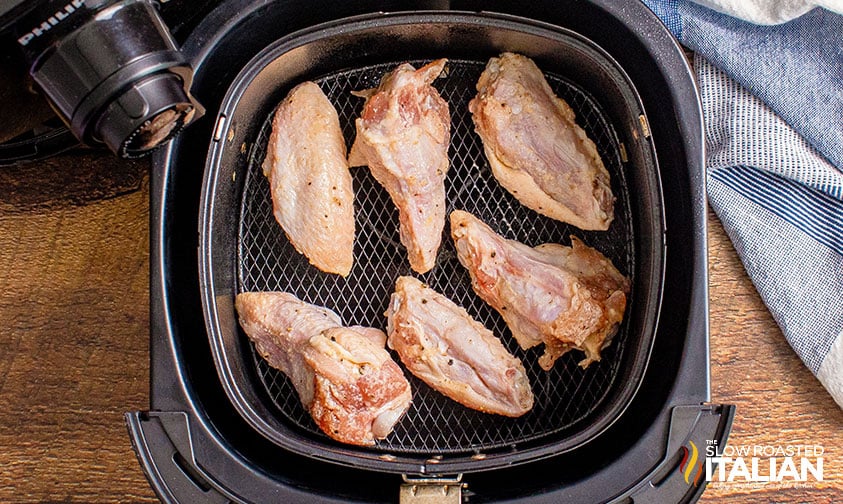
left=680, top=441, right=704, bottom=486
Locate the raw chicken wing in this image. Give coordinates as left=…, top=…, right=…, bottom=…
left=450, top=210, right=629, bottom=369
left=386, top=276, right=533, bottom=417
left=235, top=292, right=412, bottom=446
left=262, top=81, right=355, bottom=276
left=470, top=53, right=614, bottom=230
left=349, top=59, right=450, bottom=273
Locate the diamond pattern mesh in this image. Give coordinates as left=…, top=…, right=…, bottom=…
left=237, top=60, right=634, bottom=454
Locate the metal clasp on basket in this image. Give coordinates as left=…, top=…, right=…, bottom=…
left=400, top=474, right=465, bottom=504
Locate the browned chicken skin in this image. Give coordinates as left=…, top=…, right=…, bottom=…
left=470, top=53, right=614, bottom=231
left=235, top=292, right=412, bottom=446
left=450, top=210, right=629, bottom=370
left=349, top=59, right=451, bottom=273
left=386, top=276, right=533, bottom=417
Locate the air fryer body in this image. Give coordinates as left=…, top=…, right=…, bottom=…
left=126, top=1, right=734, bottom=502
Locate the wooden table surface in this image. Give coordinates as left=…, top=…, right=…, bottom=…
left=0, top=150, right=840, bottom=502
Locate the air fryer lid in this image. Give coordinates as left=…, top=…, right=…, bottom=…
left=200, top=12, right=665, bottom=474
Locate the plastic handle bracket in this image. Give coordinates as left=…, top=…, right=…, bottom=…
left=125, top=411, right=230, bottom=504
left=615, top=403, right=736, bottom=504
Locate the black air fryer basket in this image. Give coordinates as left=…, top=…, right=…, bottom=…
left=127, top=1, right=734, bottom=503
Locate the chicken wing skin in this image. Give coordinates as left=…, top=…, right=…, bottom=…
left=386, top=276, right=533, bottom=417
left=262, top=81, right=355, bottom=276
left=450, top=210, right=629, bottom=370
left=469, top=53, right=614, bottom=231
left=349, top=59, right=450, bottom=273
left=235, top=292, right=412, bottom=446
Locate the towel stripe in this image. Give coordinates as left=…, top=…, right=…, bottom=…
left=696, top=57, right=843, bottom=202
left=710, top=165, right=843, bottom=255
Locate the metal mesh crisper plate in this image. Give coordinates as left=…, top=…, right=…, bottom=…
left=237, top=59, right=634, bottom=455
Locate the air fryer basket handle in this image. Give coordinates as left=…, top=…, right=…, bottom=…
left=127, top=405, right=734, bottom=504
left=615, top=404, right=736, bottom=504
left=126, top=412, right=231, bottom=504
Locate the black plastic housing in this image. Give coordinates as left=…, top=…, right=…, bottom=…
left=29, top=0, right=201, bottom=157
left=200, top=12, right=663, bottom=474
left=0, top=0, right=217, bottom=164
left=128, top=0, right=734, bottom=502
left=0, top=0, right=203, bottom=158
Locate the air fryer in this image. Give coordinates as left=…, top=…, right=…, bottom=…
left=124, top=0, right=734, bottom=503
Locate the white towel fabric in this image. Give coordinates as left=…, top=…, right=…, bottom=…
left=699, top=57, right=843, bottom=199
left=697, top=56, right=843, bottom=409
left=692, top=0, right=843, bottom=24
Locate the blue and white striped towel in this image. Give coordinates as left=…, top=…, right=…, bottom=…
left=641, top=0, right=843, bottom=409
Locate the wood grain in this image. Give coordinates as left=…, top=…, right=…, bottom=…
left=0, top=152, right=156, bottom=503
left=701, top=209, right=843, bottom=502
left=0, top=151, right=839, bottom=502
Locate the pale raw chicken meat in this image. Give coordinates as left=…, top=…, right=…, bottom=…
left=386, top=276, right=533, bottom=417
left=235, top=292, right=412, bottom=446
left=450, top=210, right=630, bottom=370
left=262, top=81, right=355, bottom=276
left=469, top=53, right=614, bottom=231
left=348, top=59, right=450, bottom=273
